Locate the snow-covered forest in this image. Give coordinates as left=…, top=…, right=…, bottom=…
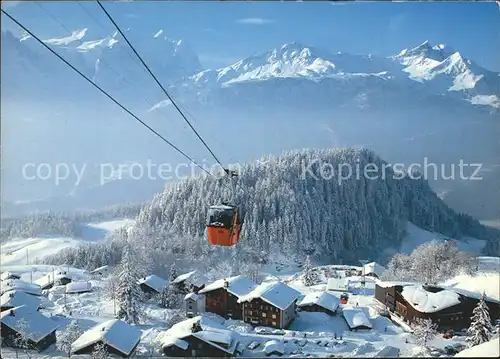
left=40, top=148, right=499, bottom=276
left=0, top=203, right=143, bottom=241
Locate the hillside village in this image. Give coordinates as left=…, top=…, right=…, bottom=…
left=1, top=257, right=499, bottom=358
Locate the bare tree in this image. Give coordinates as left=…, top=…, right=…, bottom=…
left=56, top=319, right=83, bottom=357
left=412, top=318, right=437, bottom=348
left=92, top=342, right=109, bottom=359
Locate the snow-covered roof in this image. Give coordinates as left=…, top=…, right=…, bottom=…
left=401, top=285, right=461, bottom=313
left=442, top=286, right=500, bottom=304
left=184, top=292, right=199, bottom=301
left=342, top=307, right=372, bottom=329
left=0, top=305, right=59, bottom=342
left=161, top=336, right=189, bottom=350
left=263, top=339, right=285, bottom=355
left=90, top=265, right=109, bottom=274
left=1, top=279, right=42, bottom=296
left=375, top=280, right=417, bottom=288
left=209, top=204, right=235, bottom=210
left=1, top=290, right=41, bottom=309
left=34, top=272, right=71, bottom=288
left=172, top=270, right=208, bottom=287
left=1, top=271, right=21, bottom=281
left=363, top=262, right=386, bottom=277
left=297, top=291, right=340, bottom=312
left=375, top=346, right=400, bottom=357
left=455, top=337, right=499, bottom=358
left=326, top=277, right=349, bottom=291
left=71, top=319, right=142, bottom=356
left=158, top=316, right=236, bottom=354
left=138, top=275, right=168, bottom=293
left=237, top=281, right=301, bottom=310
left=198, top=275, right=258, bottom=298
left=65, top=281, right=92, bottom=294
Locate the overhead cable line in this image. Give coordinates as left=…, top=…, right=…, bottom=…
left=1, top=8, right=214, bottom=179
left=35, top=1, right=171, bottom=119
left=96, top=0, right=229, bottom=174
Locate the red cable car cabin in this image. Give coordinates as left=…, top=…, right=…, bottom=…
left=206, top=204, right=241, bottom=246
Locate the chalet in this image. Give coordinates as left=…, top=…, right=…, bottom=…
left=184, top=292, right=206, bottom=318
left=90, top=265, right=110, bottom=277
left=1, top=272, right=21, bottom=281
left=65, top=281, right=92, bottom=294
left=0, top=305, right=58, bottom=351
left=362, top=262, right=386, bottom=278
left=326, top=277, right=349, bottom=293
left=158, top=316, right=238, bottom=357
left=71, top=319, right=142, bottom=357
left=296, top=291, right=340, bottom=316
left=342, top=307, right=373, bottom=331
left=172, top=270, right=209, bottom=294
left=198, top=275, right=258, bottom=320
left=1, top=290, right=42, bottom=312
left=237, top=281, right=301, bottom=329
left=34, top=271, right=72, bottom=290
left=1, top=279, right=42, bottom=296
left=137, top=274, right=168, bottom=295
left=375, top=282, right=500, bottom=331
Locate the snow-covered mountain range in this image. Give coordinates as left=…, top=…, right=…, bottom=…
left=2, top=28, right=499, bottom=109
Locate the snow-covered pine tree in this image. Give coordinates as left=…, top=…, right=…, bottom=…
left=412, top=318, right=437, bottom=348
left=466, top=292, right=493, bottom=348
left=169, top=262, right=178, bottom=282
left=92, top=342, right=109, bottom=359
left=302, top=255, right=315, bottom=286
left=56, top=319, right=83, bottom=357
left=116, top=243, right=144, bottom=324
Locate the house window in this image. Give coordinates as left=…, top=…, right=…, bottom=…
left=272, top=314, right=276, bottom=319
left=249, top=310, right=253, bottom=316
left=262, top=313, right=267, bottom=318
left=272, top=321, right=277, bottom=327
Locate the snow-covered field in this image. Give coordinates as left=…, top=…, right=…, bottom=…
left=1, top=219, right=135, bottom=267
left=398, top=221, right=487, bottom=255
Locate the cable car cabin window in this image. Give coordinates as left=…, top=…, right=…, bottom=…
left=207, top=207, right=235, bottom=229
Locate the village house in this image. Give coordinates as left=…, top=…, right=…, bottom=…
left=158, top=316, right=238, bottom=357
left=34, top=271, right=72, bottom=291
left=71, top=319, right=142, bottom=357
left=137, top=274, right=168, bottom=295
left=1, top=290, right=42, bottom=312
left=198, top=275, right=258, bottom=320
left=362, top=262, right=386, bottom=278
left=65, top=281, right=92, bottom=294
left=0, top=305, right=58, bottom=351
left=326, top=277, right=349, bottom=293
left=1, top=272, right=21, bottom=281
left=342, top=307, right=373, bottom=331
left=89, top=265, right=110, bottom=278
left=237, top=281, right=301, bottom=329
left=172, top=270, right=209, bottom=294
left=184, top=292, right=206, bottom=318
left=296, top=291, right=340, bottom=316
left=1, top=279, right=42, bottom=296
left=375, top=282, right=500, bottom=331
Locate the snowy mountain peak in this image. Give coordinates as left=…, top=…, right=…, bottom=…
left=153, top=29, right=164, bottom=39
left=44, top=28, right=88, bottom=46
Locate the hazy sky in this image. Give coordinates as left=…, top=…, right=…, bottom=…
left=2, top=1, right=500, bottom=71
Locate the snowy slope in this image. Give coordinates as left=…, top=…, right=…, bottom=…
left=0, top=219, right=135, bottom=267
left=455, top=337, right=500, bottom=357
left=399, top=221, right=487, bottom=255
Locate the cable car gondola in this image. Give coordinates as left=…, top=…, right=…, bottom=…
left=206, top=204, right=241, bottom=246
